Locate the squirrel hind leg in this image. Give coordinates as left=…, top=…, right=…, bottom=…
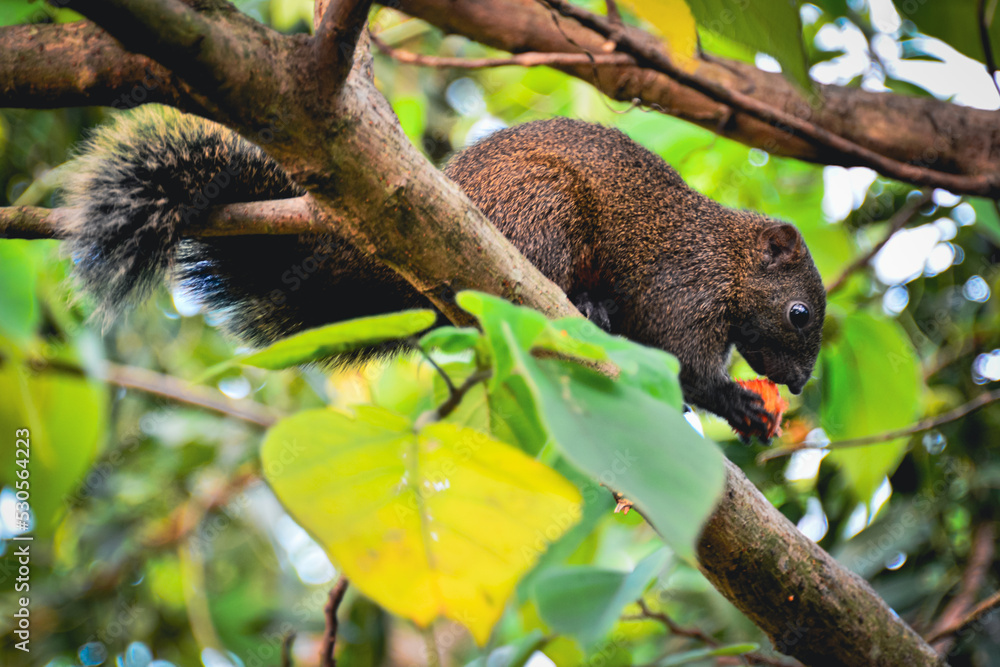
left=571, top=291, right=614, bottom=331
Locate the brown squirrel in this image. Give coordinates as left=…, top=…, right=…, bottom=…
left=62, top=109, right=826, bottom=438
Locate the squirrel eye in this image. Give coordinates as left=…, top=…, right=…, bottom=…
left=787, top=302, right=810, bottom=329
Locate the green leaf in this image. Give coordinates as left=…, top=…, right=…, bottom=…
left=204, top=309, right=436, bottom=377
left=895, top=0, right=999, bottom=66
left=0, top=241, right=40, bottom=345
left=0, top=359, right=107, bottom=538
left=657, top=643, right=760, bottom=666
left=821, top=312, right=923, bottom=502
left=532, top=548, right=669, bottom=644
left=456, top=292, right=606, bottom=391
left=487, top=376, right=551, bottom=456
left=457, top=291, right=549, bottom=390
left=464, top=630, right=548, bottom=667
left=553, top=317, right=683, bottom=409
left=687, top=0, right=812, bottom=89
left=506, top=333, right=725, bottom=560
left=420, top=326, right=482, bottom=354
left=261, top=406, right=582, bottom=644
left=969, top=198, right=1000, bottom=247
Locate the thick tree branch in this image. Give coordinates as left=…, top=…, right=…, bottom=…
left=62, top=0, right=292, bottom=126
left=398, top=0, right=1000, bottom=196
left=699, top=459, right=942, bottom=666
left=0, top=22, right=205, bottom=111
left=316, top=0, right=376, bottom=89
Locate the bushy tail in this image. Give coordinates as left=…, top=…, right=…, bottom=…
left=61, top=108, right=423, bottom=345
left=61, top=107, right=302, bottom=332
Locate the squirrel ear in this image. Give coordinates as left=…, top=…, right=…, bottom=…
left=759, top=223, right=802, bottom=271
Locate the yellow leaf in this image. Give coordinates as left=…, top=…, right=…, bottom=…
left=621, top=0, right=699, bottom=71
left=261, top=405, right=582, bottom=644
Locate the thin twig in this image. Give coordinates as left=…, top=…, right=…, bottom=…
left=415, top=369, right=493, bottom=428
left=281, top=631, right=297, bottom=667
left=926, top=588, right=1000, bottom=646
left=927, top=522, right=996, bottom=653
left=320, top=576, right=350, bottom=667
left=978, top=0, right=1000, bottom=99
left=826, top=190, right=933, bottom=296
left=602, top=0, right=626, bottom=51
left=625, top=599, right=798, bottom=667
left=759, top=388, right=1000, bottom=462
left=412, top=339, right=456, bottom=395
left=5, top=353, right=281, bottom=428
left=535, top=0, right=999, bottom=197
left=0, top=198, right=318, bottom=241
left=370, top=30, right=633, bottom=69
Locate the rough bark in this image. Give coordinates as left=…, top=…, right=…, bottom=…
left=699, top=460, right=943, bottom=666
left=0, top=1, right=947, bottom=663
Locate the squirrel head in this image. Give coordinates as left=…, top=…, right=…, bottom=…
left=731, top=222, right=826, bottom=395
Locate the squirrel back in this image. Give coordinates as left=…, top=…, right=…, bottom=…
left=62, top=110, right=826, bottom=437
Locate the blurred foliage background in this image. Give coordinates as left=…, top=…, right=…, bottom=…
left=1, top=0, right=999, bottom=665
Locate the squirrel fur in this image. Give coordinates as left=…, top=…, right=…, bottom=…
left=62, top=108, right=826, bottom=437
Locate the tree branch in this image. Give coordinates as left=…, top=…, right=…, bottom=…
left=0, top=21, right=205, bottom=111
left=925, top=589, right=1000, bottom=647
left=826, top=190, right=933, bottom=296
left=320, top=576, right=350, bottom=667
left=63, top=0, right=289, bottom=125
left=398, top=0, right=1000, bottom=195
left=316, top=0, right=376, bottom=89
left=697, top=459, right=942, bottom=666
left=535, top=0, right=997, bottom=197
left=927, top=522, right=997, bottom=653
left=371, top=30, right=634, bottom=69
left=8, top=353, right=281, bottom=428
left=0, top=5, right=946, bottom=663
left=759, top=388, right=1000, bottom=461
left=624, top=599, right=798, bottom=667
left=0, top=199, right=317, bottom=240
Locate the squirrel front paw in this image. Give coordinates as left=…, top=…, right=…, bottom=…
left=718, top=384, right=777, bottom=443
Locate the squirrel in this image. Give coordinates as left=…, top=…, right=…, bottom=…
left=61, top=108, right=826, bottom=438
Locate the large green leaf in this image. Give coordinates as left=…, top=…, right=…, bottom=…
left=0, top=359, right=107, bottom=538
left=453, top=291, right=722, bottom=559
left=686, top=0, right=812, bottom=89
left=532, top=548, right=669, bottom=645
left=456, top=292, right=606, bottom=392
left=261, top=405, right=582, bottom=644
left=821, top=312, right=923, bottom=502
left=506, top=334, right=725, bottom=561
left=895, top=0, right=999, bottom=66
left=0, top=242, right=40, bottom=345
left=205, top=309, right=436, bottom=377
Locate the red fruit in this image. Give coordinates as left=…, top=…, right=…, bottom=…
left=736, top=378, right=789, bottom=438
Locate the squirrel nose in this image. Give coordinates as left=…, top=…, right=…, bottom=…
left=787, top=377, right=806, bottom=395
